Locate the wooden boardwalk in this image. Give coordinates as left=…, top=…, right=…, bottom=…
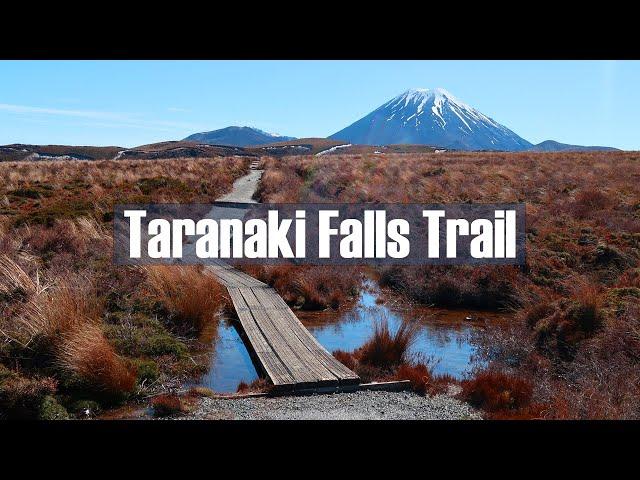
left=206, top=260, right=360, bottom=391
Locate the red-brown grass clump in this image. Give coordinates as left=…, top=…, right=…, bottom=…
left=143, top=265, right=228, bottom=334
left=332, top=317, right=419, bottom=382
left=459, top=370, right=546, bottom=420
left=57, top=324, right=137, bottom=395
left=332, top=316, right=453, bottom=394
left=2, top=260, right=137, bottom=397
left=357, top=318, right=419, bottom=369
left=239, top=265, right=361, bottom=310
left=394, top=363, right=454, bottom=396
left=151, top=393, right=186, bottom=417
left=333, top=321, right=454, bottom=394
left=332, top=350, right=357, bottom=371
left=523, top=282, right=605, bottom=361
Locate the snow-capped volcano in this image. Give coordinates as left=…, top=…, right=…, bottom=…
left=330, top=88, right=532, bottom=151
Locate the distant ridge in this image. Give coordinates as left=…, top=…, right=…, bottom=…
left=0, top=144, right=121, bottom=162
left=528, top=140, right=619, bottom=152
left=183, top=126, right=295, bottom=147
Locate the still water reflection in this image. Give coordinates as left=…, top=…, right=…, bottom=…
left=195, top=283, right=506, bottom=392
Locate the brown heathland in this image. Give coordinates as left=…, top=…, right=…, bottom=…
left=0, top=157, right=244, bottom=418
left=259, top=151, right=640, bottom=419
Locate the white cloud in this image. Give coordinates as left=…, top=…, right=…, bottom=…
left=0, top=103, right=204, bottom=132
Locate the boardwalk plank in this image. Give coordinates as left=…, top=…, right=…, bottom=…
left=252, top=289, right=339, bottom=384
left=227, top=287, right=295, bottom=386
left=238, top=288, right=319, bottom=385
left=258, top=290, right=360, bottom=382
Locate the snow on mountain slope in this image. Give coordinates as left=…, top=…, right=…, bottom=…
left=329, top=88, right=532, bottom=151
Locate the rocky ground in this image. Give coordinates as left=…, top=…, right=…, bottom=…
left=177, top=390, right=481, bottom=420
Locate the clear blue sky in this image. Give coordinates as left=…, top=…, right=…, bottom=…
left=0, top=60, right=638, bottom=149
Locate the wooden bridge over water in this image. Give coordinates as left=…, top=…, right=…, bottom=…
left=201, top=162, right=408, bottom=394
left=207, top=260, right=360, bottom=392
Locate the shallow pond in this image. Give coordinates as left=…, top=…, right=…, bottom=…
left=194, top=283, right=509, bottom=393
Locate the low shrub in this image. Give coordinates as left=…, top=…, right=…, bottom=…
left=0, top=373, right=58, bottom=418
left=459, top=370, right=535, bottom=417
left=132, top=359, right=160, bottom=385
left=38, top=395, right=70, bottom=420
left=151, top=394, right=185, bottom=417
left=240, top=265, right=360, bottom=310
left=394, top=363, right=454, bottom=396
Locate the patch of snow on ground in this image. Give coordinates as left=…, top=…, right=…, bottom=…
left=315, top=144, right=352, bottom=156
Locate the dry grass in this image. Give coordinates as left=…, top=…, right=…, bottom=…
left=394, top=363, right=453, bottom=396
left=151, top=393, right=186, bottom=417
left=17, top=275, right=102, bottom=341
left=357, top=318, right=419, bottom=368
left=0, top=156, right=247, bottom=417
left=239, top=264, right=361, bottom=310
left=57, top=323, right=136, bottom=394
left=0, top=262, right=136, bottom=396
left=0, top=156, right=248, bottom=227
left=332, top=350, right=357, bottom=371
left=261, top=151, right=640, bottom=418
left=333, top=316, right=423, bottom=382
left=332, top=317, right=454, bottom=394
left=143, top=265, right=228, bottom=334
left=458, top=370, right=545, bottom=419
left=0, top=254, right=41, bottom=298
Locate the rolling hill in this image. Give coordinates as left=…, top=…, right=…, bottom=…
left=528, top=140, right=619, bottom=152
left=183, top=126, right=295, bottom=147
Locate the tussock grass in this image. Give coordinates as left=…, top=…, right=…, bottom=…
left=240, top=264, right=361, bottom=310
left=332, top=316, right=454, bottom=395
left=0, top=156, right=248, bottom=227
left=357, top=318, right=419, bottom=368
left=151, top=393, right=186, bottom=417
left=0, top=156, right=247, bottom=418
left=57, top=323, right=136, bottom=394
left=2, top=266, right=136, bottom=396
left=143, top=265, right=227, bottom=334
